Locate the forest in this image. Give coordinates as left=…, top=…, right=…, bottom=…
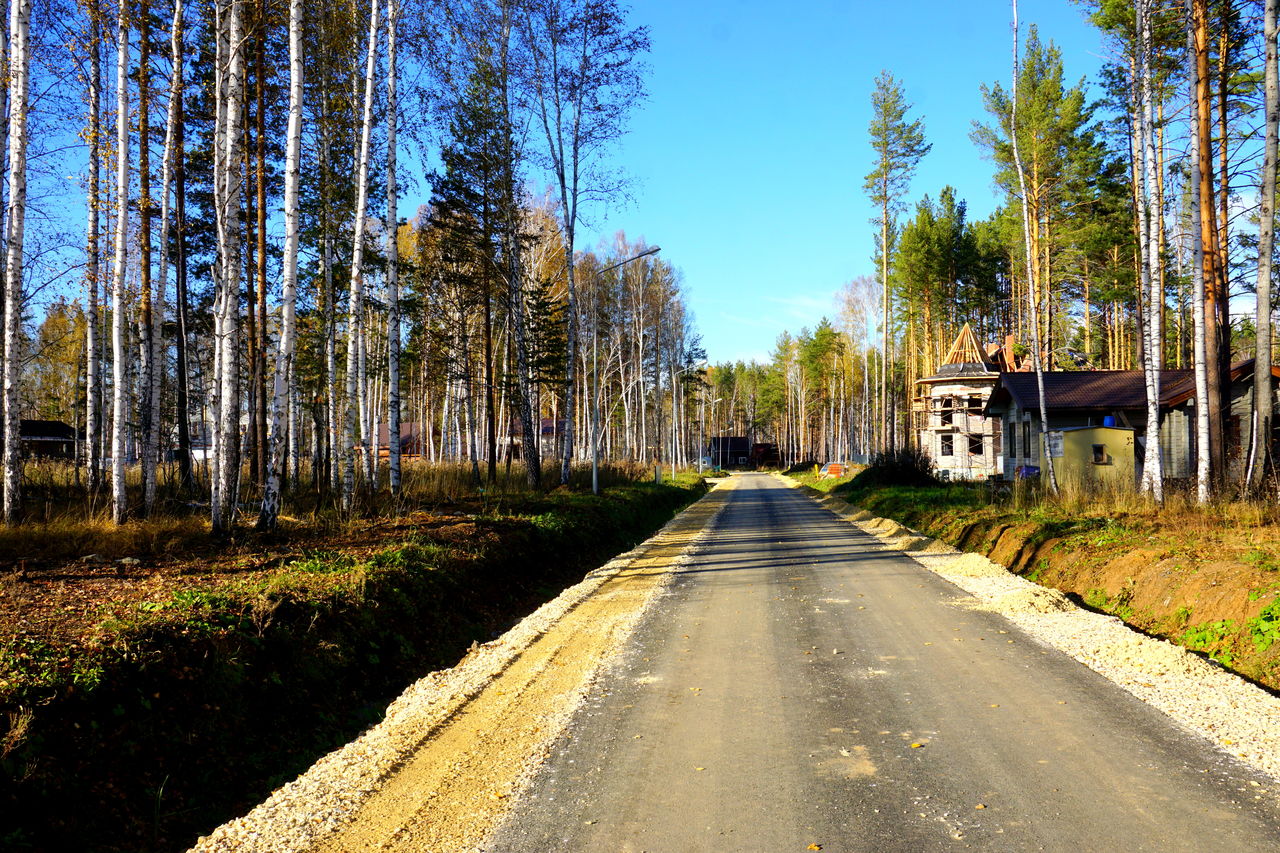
left=708, top=0, right=1280, bottom=503
left=1, top=0, right=711, bottom=533
left=3, top=0, right=1279, bottom=535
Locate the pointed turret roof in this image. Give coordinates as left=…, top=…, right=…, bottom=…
left=917, top=323, right=999, bottom=383
left=942, top=323, right=988, bottom=366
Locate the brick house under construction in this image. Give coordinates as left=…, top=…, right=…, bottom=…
left=911, top=324, right=1011, bottom=480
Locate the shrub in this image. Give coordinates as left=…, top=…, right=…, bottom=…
left=845, top=447, right=939, bottom=490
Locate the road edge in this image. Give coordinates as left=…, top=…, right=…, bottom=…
left=189, top=483, right=733, bottom=853
left=777, top=473, right=1280, bottom=788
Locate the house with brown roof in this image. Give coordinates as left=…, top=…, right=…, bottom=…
left=985, top=369, right=1192, bottom=481
left=985, top=359, right=1280, bottom=484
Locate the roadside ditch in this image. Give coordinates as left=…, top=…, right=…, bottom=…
left=0, top=482, right=702, bottom=852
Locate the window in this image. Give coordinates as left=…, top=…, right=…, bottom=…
left=968, top=395, right=982, bottom=411
left=1023, top=421, right=1031, bottom=458
left=941, top=397, right=954, bottom=426
left=969, top=434, right=984, bottom=455
left=1008, top=421, right=1018, bottom=458
left=1092, top=444, right=1107, bottom=465
left=940, top=434, right=954, bottom=456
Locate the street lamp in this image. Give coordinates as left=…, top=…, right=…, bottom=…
left=592, top=245, right=661, bottom=495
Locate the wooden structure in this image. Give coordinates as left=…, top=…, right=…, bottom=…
left=19, top=419, right=78, bottom=460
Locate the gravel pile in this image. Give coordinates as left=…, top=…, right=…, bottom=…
left=861, top=516, right=1280, bottom=783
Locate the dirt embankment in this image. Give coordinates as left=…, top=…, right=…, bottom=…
left=809, top=484, right=1280, bottom=692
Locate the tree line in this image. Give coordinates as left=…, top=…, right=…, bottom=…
left=0, top=0, right=712, bottom=531
left=702, top=0, right=1279, bottom=503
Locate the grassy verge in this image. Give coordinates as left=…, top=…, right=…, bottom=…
left=0, top=478, right=704, bottom=852
left=791, top=470, right=1280, bottom=695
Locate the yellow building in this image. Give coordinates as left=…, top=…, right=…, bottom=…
left=1030, top=425, right=1135, bottom=492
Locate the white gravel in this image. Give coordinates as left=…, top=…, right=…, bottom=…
left=853, top=507, right=1280, bottom=784
left=783, top=479, right=1280, bottom=784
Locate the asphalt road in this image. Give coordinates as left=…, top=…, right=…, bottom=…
left=485, top=473, right=1280, bottom=852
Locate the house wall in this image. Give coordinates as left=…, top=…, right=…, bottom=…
left=1058, top=427, right=1136, bottom=492
left=916, top=379, right=1001, bottom=480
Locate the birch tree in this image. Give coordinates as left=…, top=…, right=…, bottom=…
left=109, top=0, right=130, bottom=525
left=1136, top=0, right=1164, bottom=502
left=258, top=0, right=302, bottom=530
left=522, top=0, right=648, bottom=484
left=386, top=0, right=402, bottom=497
left=212, top=0, right=246, bottom=536
left=1247, top=0, right=1277, bottom=493
left=2, top=0, right=30, bottom=525
left=342, top=0, right=380, bottom=511
left=83, top=0, right=103, bottom=498
left=1187, top=0, right=1212, bottom=503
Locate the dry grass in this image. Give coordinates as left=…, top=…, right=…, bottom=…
left=0, top=459, right=661, bottom=563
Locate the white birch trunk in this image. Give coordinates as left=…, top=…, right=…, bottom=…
left=1, top=0, right=29, bottom=524
left=109, top=0, right=130, bottom=524
left=1188, top=0, right=1212, bottom=503
left=85, top=1, right=103, bottom=497
left=147, top=0, right=182, bottom=517
left=1248, top=0, right=1278, bottom=492
left=1136, top=0, right=1164, bottom=502
left=257, top=0, right=302, bottom=529
left=341, top=0, right=380, bottom=511
left=386, top=0, right=401, bottom=497
left=212, top=0, right=245, bottom=536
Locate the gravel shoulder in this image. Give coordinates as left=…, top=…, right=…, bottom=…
left=785, top=475, right=1280, bottom=785
left=188, top=484, right=731, bottom=853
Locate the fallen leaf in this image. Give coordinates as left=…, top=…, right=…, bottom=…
left=807, top=845, right=823, bottom=851
left=694, top=766, right=706, bottom=771
left=910, top=742, right=924, bottom=749
left=975, top=803, right=986, bottom=810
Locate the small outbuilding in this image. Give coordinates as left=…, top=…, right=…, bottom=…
left=1046, top=425, right=1136, bottom=493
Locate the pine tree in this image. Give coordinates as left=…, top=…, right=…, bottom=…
left=864, top=70, right=930, bottom=453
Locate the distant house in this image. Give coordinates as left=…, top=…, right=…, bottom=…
left=708, top=436, right=751, bottom=468
left=19, top=419, right=78, bottom=459
left=917, top=325, right=1280, bottom=486
left=369, top=422, right=427, bottom=459
left=985, top=359, right=1280, bottom=484
left=985, top=369, right=1193, bottom=481
left=911, top=324, right=1008, bottom=481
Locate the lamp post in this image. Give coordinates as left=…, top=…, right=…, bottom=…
left=592, top=245, right=661, bottom=495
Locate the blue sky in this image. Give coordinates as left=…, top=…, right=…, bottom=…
left=572, top=0, right=1110, bottom=364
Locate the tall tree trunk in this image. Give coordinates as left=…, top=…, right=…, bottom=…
left=1189, top=0, right=1212, bottom=503
left=1010, top=0, right=1057, bottom=494
left=1137, top=0, right=1164, bottom=502
left=1194, top=0, right=1227, bottom=485
left=212, top=0, right=246, bottom=537
left=385, top=0, right=401, bottom=497
left=1248, top=0, right=1278, bottom=492
left=109, top=0, right=130, bottom=525
left=85, top=0, right=103, bottom=498
left=138, top=0, right=158, bottom=517
left=254, top=0, right=267, bottom=487
left=152, top=0, right=182, bottom=514
left=258, top=0, right=302, bottom=530
left=342, top=0, right=380, bottom=512
left=2, top=0, right=29, bottom=524
left=174, top=85, right=193, bottom=493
